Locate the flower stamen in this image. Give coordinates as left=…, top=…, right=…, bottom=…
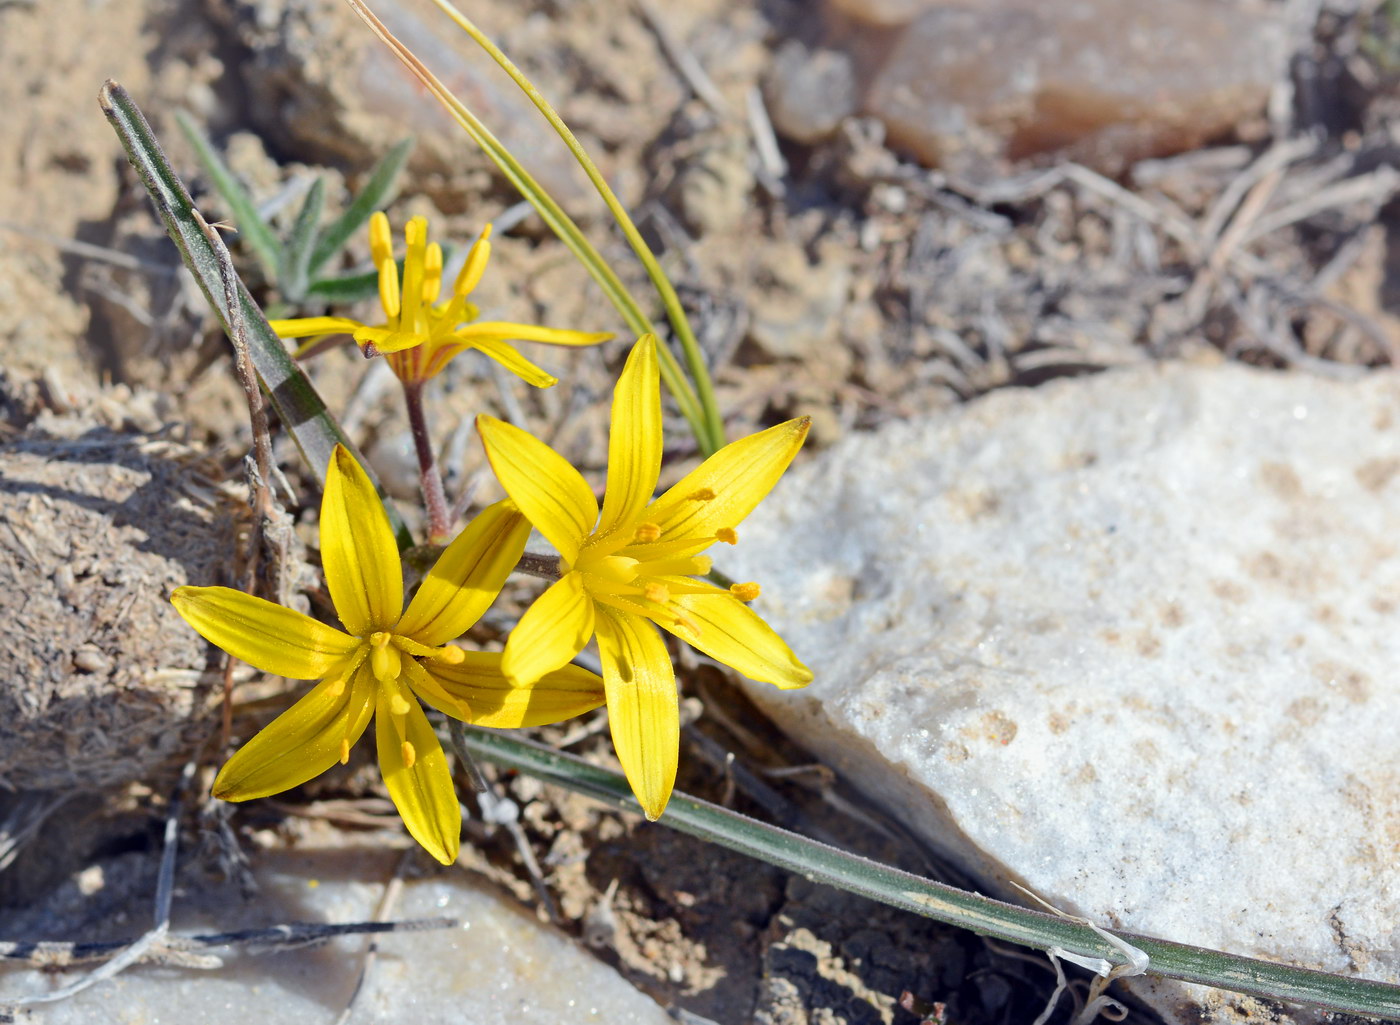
left=730, top=582, right=761, bottom=602
left=632, top=522, right=662, bottom=543
left=715, top=527, right=738, bottom=545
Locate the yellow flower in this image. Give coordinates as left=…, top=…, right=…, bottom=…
left=171, top=445, right=605, bottom=864
left=477, top=335, right=813, bottom=820
left=269, top=213, right=612, bottom=386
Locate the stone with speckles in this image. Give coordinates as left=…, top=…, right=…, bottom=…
left=729, top=361, right=1400, bottom=1024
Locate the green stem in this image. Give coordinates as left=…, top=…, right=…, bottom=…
left=456, top=726, right=1400, bottom=1021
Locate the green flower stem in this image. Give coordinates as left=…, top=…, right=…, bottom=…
left=424, top=0, right=727, bottom=455
left=401, top=381, right=453, bottom=543
left=100, top=80, right=414, bottom=549
left=340, top=0, right=718, bottom=455
left=455, top=726, right=1400, bottom=1021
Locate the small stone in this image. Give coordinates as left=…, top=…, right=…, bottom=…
left=746, top=240, right=852, bottom=362
left=72, top=647, right=109, bottom=675
left=825, top=0, right=933, bottom=28
left=675, top=132, right=754, bottom=237
left=729, top=363, right=1400, bottom=1023
left=857, top=0, right=1287, bottom=175
left=764, top=41, right=858, bottom=145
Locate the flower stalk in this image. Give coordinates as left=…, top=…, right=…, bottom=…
left=402, top=380, right=452, bottom=543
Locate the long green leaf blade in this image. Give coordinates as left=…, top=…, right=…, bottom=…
left=340, top=0, right=712, bottom=451
left=101, top=81, right=412, bottom=547
left=174, top=110, right=283, bottom=282
left=279, top=177, right=326, bottom=302
left=305, top=267, right=384, bottom=304
left=428, top=0, right=727, bottom=454
left=308, top=136, right=414, bottom=277
left=455, top=726, right=1400, bottom=1021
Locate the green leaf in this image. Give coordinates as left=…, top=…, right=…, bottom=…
left=279, top=177, right=326, bottom=303
left=454, top=725, right=1400, bottom=1022
left=102, top=81, right=413, bottom=549
left=308, top=136, right=414, bottom=278
left=305, top=267, right=384, bottom=304
left=173, top=110, right=283, bottom=282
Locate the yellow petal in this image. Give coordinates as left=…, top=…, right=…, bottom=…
left=321, top=445, right=403, bottom=635
left=665, top=592, right=812, bottom=689
left=353, top=325, right=421, bottom=354
left=645, top=418, right=810, bottom=543
left=595, top=609, right=678, bottom=820
left=213, top=663, right=375, bottom=801
left=597, top=335, right=662, bottom=537
left=396, top=500, right=530, bottom=646
left=453, top=322, right=613, bottom=347
left=172, top=585, right=358, bottom=679
left=418, top=652, right=605, bottom=727
left=501, top=571, right=595, bottom=685
left=476, top=415, right=598, bottom=562
left=376, top=678, right=461, bottom=864
left=465, top=337, right=559, bottom=388
left=268, top=316, right=367, bottom=340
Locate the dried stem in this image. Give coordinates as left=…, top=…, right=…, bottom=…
left=401, top=380, right=452, bottom=543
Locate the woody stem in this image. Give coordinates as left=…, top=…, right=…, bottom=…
left=402, top=380, right=452, bottom=543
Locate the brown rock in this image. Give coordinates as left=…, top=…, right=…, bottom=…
left=859, top=0, right=1286, bottom=175
left=0, top=424, right=241, bottom=789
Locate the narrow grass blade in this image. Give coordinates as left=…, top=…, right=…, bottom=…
left=308, top=136, right=414, bottom=278
left=101, top=81, right=412, bottom=547
left=305, top=267, right=383, bottom=304
left=174, top=110, right=283, bottom=282
left=456, top=726, right=1400, bottom=1021
left=340, top=0, right=712, bottom=451
left=279, top=177, right=325, bottom=302
left=427, top=0, right=727, bottom=454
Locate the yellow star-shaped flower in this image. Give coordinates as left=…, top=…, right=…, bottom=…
left=270, top=213, right=612, bottom=386
left=477, top=335, right=813, bottom=820
left=172, top=445, right=605, bottom=863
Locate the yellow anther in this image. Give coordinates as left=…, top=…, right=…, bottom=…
left=688, top=488, right=716, bottom=501
left=325, top=674, right=347, bottom=698
left=715, top=527, right=738, bottom=545
left=632, top=522, right=662, bottom=543
left=368, top=211, right=393, bottom=267
left=338, top=737, right=351, bottom=765
left=454, top=223, right=493, bottom=297
left=401, top=741, right=417, bottom=769
left=422, top=242, right=444, bottom=305
left=434, top=644, right=465, bottom=665
left=644, top=582, right=671, bottom=604
left=671, top=609, right=702, bottom=640
left=390, top=694, right=413, bottom=717
left=693, top=555, right=713, bottom=575
left=730, top=581, right=761, bottom=602
left=377, top=257, right=401, bottom=321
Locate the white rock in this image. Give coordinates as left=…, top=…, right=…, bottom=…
left=1, top=848, right=669, bottom=1025
left=729, top=362, right=1400, bottom=1023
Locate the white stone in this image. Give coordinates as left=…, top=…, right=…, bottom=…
left=0, top=848, right=670, bottom=1025
left=729, top=362, right=1400, bottom=1022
